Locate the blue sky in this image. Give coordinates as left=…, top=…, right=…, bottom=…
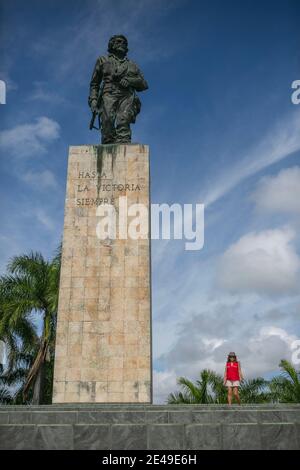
left=0, top=0, right=300, bottom=403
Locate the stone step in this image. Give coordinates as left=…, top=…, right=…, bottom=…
left=0, top=404, right=300, bottom=449
left=1, top=408, right=300, bottom=425
left=0, top=422, right=299, bottom=450
left=2, top=403, right=300, bottom=411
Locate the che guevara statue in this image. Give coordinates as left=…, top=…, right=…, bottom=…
left=88, top=35, right=148, bottom=144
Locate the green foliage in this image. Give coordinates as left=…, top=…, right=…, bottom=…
left=167, top=362, right=300, bottom=404
left=0, top=246, right=61, bottom=404
left=239, top=378, right=270, bottom=403
left=269, top=360, right=300, bottom=403
left=167, top=369, right=227, bottom=404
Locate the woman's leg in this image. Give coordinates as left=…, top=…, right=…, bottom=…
left=233, top=386, right=241, bottom=404
left=227, top=386, right=233, bottom=405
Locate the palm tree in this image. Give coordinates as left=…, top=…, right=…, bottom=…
left=0, top=364, right=14, bottom=404
left=239, top=378, right=270, bottom=403
left=167, top=369, right=227, bottom=404
left=0, top=247, right=61, bottom=404
left=0, top=298, right=38, bottom=404
left=269, top=359, right=300, bottom=403
left=0, top=349, right=37, bottom=404
left=167, top=370, right=274, bottom=404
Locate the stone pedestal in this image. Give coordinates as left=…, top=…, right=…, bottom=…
left=52, top=144, right=152, bottom=403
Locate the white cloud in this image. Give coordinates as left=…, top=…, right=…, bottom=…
left=153, top=300, right=299, bottom=403
left=30, top=0, right=182, bottom=83
left=153, top=369, right=178, bottom=404
left=156, top=112, right=300, bottom=265
left=0, top=116, right=60, bottom=158
left=203, top=112, right=300, bottom=208
left=150, top=115, right=300, bottom=401
left=251, top=166, right=300, bottom=214
left=26, top=81, right=67, bottom=105
left=0, top=70, right=18, bottom=92
left=245, top=326, right=298, bottom=376
left=257, top=326, right=297, bottom=347
left=202, top=337, right=226, bottom=351
left=22, top=169, right=58, bottom=190
left=35, top=208, right=56, bottom=231
left=216, top=228, right=300, bottom=296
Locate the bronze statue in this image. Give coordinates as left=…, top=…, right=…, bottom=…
left=88, top=35, right=148, bottom=144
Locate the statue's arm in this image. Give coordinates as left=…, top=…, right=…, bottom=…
left=88, top=57, right=104, bottom=107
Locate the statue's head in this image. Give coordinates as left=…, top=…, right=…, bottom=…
left=108, top=35, right=128, bottom=57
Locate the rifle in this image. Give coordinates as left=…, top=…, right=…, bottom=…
left=89, top=85, right=103, bottom=131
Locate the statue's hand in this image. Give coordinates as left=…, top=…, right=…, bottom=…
left=120, top=78, right=129, bottom=88
left=90, top=99, right=98, bottom=112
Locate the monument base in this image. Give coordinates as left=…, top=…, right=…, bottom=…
left=52, top=144, right=152, bottom=404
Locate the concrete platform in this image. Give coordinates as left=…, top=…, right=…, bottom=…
left=0, top=404, right=300, bottom=449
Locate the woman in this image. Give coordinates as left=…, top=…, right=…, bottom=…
left=223, top=352, right=243, bottom=405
